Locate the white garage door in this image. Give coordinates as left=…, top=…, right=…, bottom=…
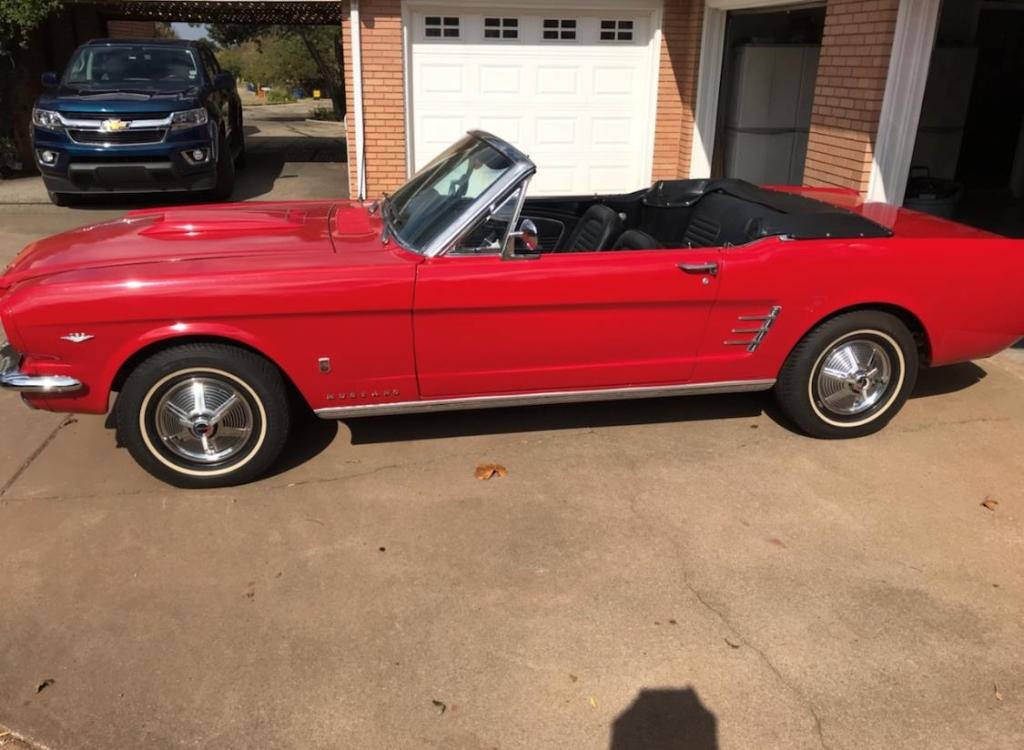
left=407, top=5, right=661, bottom=195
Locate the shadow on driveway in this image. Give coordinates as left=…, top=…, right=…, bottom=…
left=610, top=687, right=718, bottom=750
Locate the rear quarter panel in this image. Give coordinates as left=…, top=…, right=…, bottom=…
left=695, top=228, right=1024, bottom=384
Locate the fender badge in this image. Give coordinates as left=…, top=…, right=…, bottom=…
left=60, top=333, right=94, bottom=343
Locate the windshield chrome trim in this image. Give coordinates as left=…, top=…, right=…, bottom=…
left=437, top=176, right=533, bottom=258
left=419, top=161, right=535, bottom=257
left=391, top=130, right=536, bottom=257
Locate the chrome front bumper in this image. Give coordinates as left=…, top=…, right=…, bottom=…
left=0, top=343, right=82, bottom=393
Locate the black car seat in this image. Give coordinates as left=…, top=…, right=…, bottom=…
left=611, top=229, right=662, bottom=251
left=559, top=204, right=624, bottom=252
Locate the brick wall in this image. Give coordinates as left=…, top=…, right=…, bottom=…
left=106, top=20, right=157, bottom=38
left=342, top=0, right=407, bottom=199
left=803, top=0, right=900, bottom=192
left=652, top=0, right=703, bottom=181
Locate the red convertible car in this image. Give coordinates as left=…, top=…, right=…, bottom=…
left=1, top=132, right=1022, bottom=487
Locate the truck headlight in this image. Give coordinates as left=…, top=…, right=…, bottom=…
left=170, top=108, right=209, bottom=130
left=31, top=108, right=63, bottom=131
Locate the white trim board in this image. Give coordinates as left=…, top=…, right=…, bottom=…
left=866, top=0, right=942, bottom=204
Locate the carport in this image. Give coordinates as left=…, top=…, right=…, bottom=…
left=1, top=0, right=349, bottom=204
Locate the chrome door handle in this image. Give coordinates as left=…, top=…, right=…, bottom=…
left=678, top=262, right=718, bottom=276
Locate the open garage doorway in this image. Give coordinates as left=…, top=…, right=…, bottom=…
left=711, top=2, right=825, bottom=185
left=909, top=0, right=1024, bottom=236
left=0, top=0, right=348, bottom=205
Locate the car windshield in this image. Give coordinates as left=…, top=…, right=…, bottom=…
left=385, top=135, right=515, bottom=254
left=64, top=45, right=201, bottom=86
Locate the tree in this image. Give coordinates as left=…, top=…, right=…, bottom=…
left=1, top=0, right=61, bottom=172
left=0, top=0, right=60, bottom=52
left=207, top=24, right=344, bottom=118
left=153, top=21, right=177, bottom=39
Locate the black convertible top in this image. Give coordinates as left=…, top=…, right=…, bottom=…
left=643, top=178, right=893, bottom=240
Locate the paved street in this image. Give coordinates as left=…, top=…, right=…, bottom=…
left=0, top=147, right=1022, bottom=748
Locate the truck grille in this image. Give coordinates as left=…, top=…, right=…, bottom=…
left=68, top=129, right=167, bottom=145
left=60, top=111, right=172, bottom=121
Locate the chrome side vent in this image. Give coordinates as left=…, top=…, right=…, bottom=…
left=725, top=305, right=782, bottom=353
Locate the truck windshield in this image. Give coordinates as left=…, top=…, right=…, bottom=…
left=65, top=45, right=201, bottom=86
left=385, top=135, right=514, bottom=254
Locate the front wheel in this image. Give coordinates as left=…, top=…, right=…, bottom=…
left=116, top=344, right=291, bottom=488
left=774, top=311, right=919, bottom=438
left=209, top=128, right=236, bottom=201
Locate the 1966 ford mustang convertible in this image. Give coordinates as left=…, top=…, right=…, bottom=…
left=1, top=132, right=1022, bottom=487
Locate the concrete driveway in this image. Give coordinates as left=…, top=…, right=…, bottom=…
left=0, top=195, right=1022, bottom=748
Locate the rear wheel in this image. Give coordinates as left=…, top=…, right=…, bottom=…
left=116, top=344, right=291, bottom=488
left=774, top=311, right=919, bottom=438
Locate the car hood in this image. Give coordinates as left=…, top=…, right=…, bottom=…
left=39, top=86, right=202, bottom=111
left=1, top=201, right=342, bottom=290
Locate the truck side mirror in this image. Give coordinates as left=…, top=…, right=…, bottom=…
left=41, top=72, right=58, bottom=87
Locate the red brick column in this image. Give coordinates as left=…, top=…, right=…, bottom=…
left=803, top=0, right=900, bottom=192
left=342, top=0, right=407, bottom=199
left=106, top=20, right=157, bottom=38
left=652, top=0, right=704, bottom=181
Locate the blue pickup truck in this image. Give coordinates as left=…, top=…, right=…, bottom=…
left=31, top=38, right=245, bottom=206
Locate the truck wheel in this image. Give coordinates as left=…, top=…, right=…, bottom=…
left=774, top=311, right=919, bottom=439
left=116, top=344, right=291, bottom=488
left=48, top=191, right=75, bottom=207
left=210, top=129, right=235, bottom=201
left=233, top=114, right=247, bottom=169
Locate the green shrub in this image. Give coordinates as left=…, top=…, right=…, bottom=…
left=308, top=106, right=338, bottom=122
left=265, top=89, right=293, bottom=105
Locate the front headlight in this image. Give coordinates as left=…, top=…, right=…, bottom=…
left=170, top=108, right=209, bottom=130
left=32, top=108, right=63, bottom=131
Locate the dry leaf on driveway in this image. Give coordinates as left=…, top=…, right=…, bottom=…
left=474, top=463, right=509, bottom=480
left=994, top=683, right=1004, bottom=702
left=980, top=497, right=999, bottom=511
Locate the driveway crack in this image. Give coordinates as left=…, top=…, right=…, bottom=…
left=0, top=415, right=75, bottom=500
left=626, top=493, right=831, bottom=750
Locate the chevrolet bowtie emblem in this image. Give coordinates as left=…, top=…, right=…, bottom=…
left=61, top=333, right=94, bottom=343
left=100, top=118, right=129, bottom=132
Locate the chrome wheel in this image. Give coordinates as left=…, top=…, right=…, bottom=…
left=154, top=376, right=255, bottom=464
left=814, top=338, right=894, bottom=416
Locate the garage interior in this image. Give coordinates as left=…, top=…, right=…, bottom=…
left=910, top=0, right=1024, bottom=236
left=712, top=2, right=825, bottom=186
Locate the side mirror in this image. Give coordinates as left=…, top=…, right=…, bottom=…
left=214, top=72, right=235, bottom=89
left=41, top=72, right=58, bottom=87
left=502, top=218, right=540, bottom=259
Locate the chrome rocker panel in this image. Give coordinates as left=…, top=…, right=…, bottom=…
left=0, top=344, right=82, bottom=394
left=316, top=379, right=776, bottom=419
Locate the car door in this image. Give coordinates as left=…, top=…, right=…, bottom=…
left=413, top=246, right=722, bottom=397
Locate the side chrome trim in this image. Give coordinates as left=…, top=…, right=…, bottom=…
left=315, top=379, right=776, bottom=419
left=725, top=305, right=783, bottom=353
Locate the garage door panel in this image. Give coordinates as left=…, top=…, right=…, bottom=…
left=410, top=6, right=659, bottom=195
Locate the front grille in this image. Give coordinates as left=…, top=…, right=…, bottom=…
left=61, top=111, right=172, bottom=121
left=68, top=129, right=167, bottom=145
